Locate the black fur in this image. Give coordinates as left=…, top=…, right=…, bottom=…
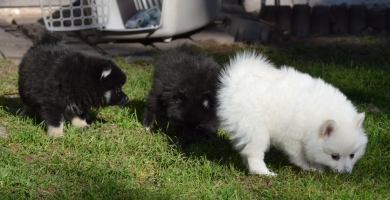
left=143, top=45, right=220, bottom=134
left=18, top=31, right=128, bottom=137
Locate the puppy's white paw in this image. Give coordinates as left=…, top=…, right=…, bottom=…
left=47, top=124, right=64, bottom=137
left=258, top=172, right=278, bottom=177
left=308, top=167, right=324, bottom=173
left=77, top=124, right=91, bottom=133
left=71, top=116, right=89, bottom=128
left=250, top=169, right=277, bottom=177
left=301, top=163, right=325, bottom=173
left=144, top=126, right=150, bottom=131
left=247, top=157, right=277, bottom=176
left=264, top=171, right=277, bottom=177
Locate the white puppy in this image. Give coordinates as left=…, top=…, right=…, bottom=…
left=217, top=52, right=368, bottom=176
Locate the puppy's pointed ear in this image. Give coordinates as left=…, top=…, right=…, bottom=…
left=354, top=113, right=365, bottom=128
left=101, top=67, right=112, bottom=80
left=201, top=91, right=212, bottom=109
left=319, top=120, right=336, bottom=139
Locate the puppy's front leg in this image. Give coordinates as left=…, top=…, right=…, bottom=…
left=41, top=106, right=65, bottom=137
left=142, top=96, right=160, bottom=131
left=71, top=113, right=90, bottom=130
left=283, top=145, right=324, bottom=172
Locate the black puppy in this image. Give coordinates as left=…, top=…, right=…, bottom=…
left=18, top=31, right=128, bottom=137
left=143, top=45, right=220, bottom=134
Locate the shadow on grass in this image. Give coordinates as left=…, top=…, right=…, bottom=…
left=268, top=36, right=390, bottom=73
left=158, top=125, right=249, bottom=173
left=0, top=94, right=147, bottom=128
left=123, top=98, right=250, bottom=173
left=0, top=94, right=102, bottom=126
left=343, top=88, right=389, bottom=114
left=139, top=110, right=299, bottom=175
left=0, top=94, right=23, bottom=116
left=122, top=98, right=146, bottom=124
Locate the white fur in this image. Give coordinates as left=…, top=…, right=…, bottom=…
left=101, top=67, right=111, bottom=78
left=203, top=99, right=209, bottom=108
left=217, top=51, right=368, bottom=176
left=104, top=91, right=112, bottom=104
left=47, top=122, right=64, bottom=138
left=71, top=116, right=89, bottom=128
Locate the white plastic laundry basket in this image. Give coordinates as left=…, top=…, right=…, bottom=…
left=40, top=0, right=222, bottom=41
left=39, top=0, right=110, bottom=31
left=95, top=0, right=221, bottom=41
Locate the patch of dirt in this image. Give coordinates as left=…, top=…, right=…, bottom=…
left=22, top=155, right=36, bottom=162
left=237, top=175, right=274, bottom=191
left=38, top=187, right=56, bottom=196
left=8, top=143, right=19, bottom=152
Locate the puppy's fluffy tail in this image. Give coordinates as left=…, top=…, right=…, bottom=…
left=217, top=51, right=277, bottom=148
left=36, top=31, right=63, bottom=46
left=219, top=51, right=276, bottom=87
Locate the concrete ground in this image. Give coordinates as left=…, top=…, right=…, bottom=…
left=0, top=7, right=237, bottom=66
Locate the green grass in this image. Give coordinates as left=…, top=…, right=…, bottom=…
left=1, top=36, right=390, bottom=199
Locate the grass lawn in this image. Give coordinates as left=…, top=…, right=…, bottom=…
left=0, top=36, right=389, bottom=199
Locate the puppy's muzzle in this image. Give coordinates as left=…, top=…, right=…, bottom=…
left=117, top=96, right=129, bottom=106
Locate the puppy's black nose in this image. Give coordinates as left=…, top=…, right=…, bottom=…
left=121, top=96, right=129, bottom=105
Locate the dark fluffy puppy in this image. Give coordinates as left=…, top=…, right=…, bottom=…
left=143, top=45, right=220, bottom=134
left=18, top=31, right=129, bottom=137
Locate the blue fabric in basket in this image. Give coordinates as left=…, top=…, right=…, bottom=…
left=125, top=6, right=161, bottom=28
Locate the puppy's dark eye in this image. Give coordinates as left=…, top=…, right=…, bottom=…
left=331, top=154, right=340, bottom=161
left=350, top=154, right=354, bottom=159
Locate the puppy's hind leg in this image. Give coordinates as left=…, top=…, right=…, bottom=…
left=71, top=113, right=90, bottom=130
left=41, top=106, right=65, bottom=137
left=239, top=130, right=276, bottom=176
